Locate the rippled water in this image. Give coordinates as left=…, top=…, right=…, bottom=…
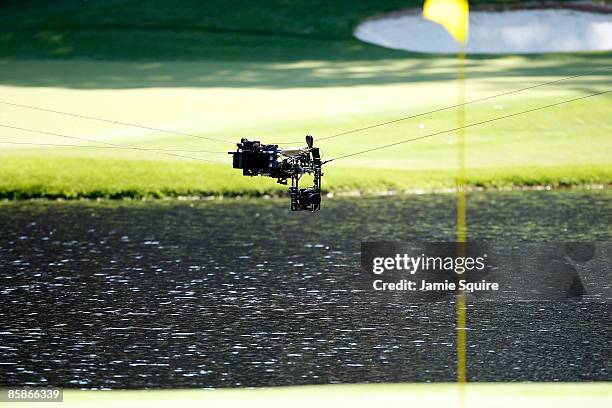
left=0, top=191, right=610, bottom=388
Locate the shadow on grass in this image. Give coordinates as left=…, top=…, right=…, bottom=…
left=0, top=0, right=610, bottom=89
left=1, top=52, right=610, bottom=90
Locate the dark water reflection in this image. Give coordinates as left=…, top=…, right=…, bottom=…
left=0, top=191, right=610, bottom=388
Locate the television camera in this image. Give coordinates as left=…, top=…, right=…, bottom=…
left=229, top=135, right=324, bottom=211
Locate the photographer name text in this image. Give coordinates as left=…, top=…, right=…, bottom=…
left=371, top=253, right=499, bottom=292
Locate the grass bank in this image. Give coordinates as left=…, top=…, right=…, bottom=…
left=0, top=156, right=609, bottom=199
left=0, top=1, right=610, bottom=199
left=7, top=382, right=612, bottom=408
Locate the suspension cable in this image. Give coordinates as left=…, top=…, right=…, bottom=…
left=0, top=124, right=225, bottom=163
left=0, top=140, right=226, bottom=153
left=325, top=88, right=612, bottom=163
left=0, top=101, right=234, bottom=144
left=278, top=65, right=611, bottom=144
left=1, top=66, right=609, bottom=148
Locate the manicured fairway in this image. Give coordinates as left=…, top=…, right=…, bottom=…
left=0, top=1, right=610, bottom=198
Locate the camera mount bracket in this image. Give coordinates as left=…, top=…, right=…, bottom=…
left=229, top=135, right=323, bottom=211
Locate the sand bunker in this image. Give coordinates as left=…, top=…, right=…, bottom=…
left=355, top=8, right=612, bottom=54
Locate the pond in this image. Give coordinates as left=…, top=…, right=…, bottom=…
left=0, top=190, right=610, bottom=388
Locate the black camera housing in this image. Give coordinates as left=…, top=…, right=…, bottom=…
left=229, top=136, right=323, bottom=212
left=230, top=139, right=279, bottom=177
left=292, top=187, right=321, bottom=212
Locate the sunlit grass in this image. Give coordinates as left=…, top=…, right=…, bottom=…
left=6, top=383, right=612, bottom=408
left=0, top=155, right=609, bottom=199
left=0, top=0, right=610, bottom=199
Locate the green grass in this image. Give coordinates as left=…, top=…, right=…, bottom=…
left=0, top=0, right=610, bottom=199
left=0, top=156, right=608, bottom=199
left=0, top=0, right=556, bottom=62
left=5, top=383, right=612, bottom=408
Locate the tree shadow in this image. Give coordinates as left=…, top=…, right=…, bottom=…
left=1, top=52, right=610, bottom=90
left=0, top=0, right=610, bottom=89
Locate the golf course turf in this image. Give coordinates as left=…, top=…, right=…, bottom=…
left=0, top=0, right=610, bottom=199
left=5, top=383, right=612, bottom=407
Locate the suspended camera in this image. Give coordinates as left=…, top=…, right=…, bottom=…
left=229, top=135, right=323, bottom=211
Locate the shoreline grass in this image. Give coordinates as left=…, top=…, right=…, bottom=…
left=4, top=382, right=612, bottom=408
left=0, top=156, right=609, bottom=200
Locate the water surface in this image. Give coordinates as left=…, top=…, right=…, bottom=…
left=0, top=191, right=610, bottom=388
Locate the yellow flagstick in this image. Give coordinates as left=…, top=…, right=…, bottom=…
left=455, top=48, right=467, bottom=408
left=423, top=0, right=469, bottom=44
left=423, top=0, right=469, bottom=400
left=456, top=48, right=467, bottom=389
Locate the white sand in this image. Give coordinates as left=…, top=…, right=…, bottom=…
left=354, top=9, right=612, bottom=54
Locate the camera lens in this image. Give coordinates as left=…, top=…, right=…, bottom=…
left=300, top=189, right=321, bottom=208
